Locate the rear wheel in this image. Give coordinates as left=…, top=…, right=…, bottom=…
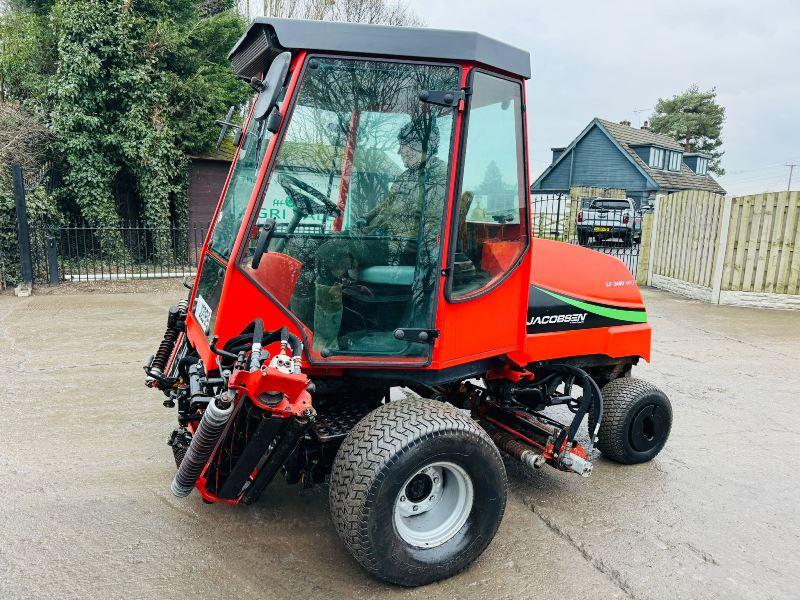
left=329, top=398, right=507, bottom=586
left=591, top=378, right=672, bottom=464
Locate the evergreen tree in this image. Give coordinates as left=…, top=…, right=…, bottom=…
left=48, top=0, right=249, bottom=255
left=650, top=85, right=726, bottom=176
left=1, top=0, right=248, bottom=257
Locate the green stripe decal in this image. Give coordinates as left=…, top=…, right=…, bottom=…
left=538, top=288, right=647, bottom=323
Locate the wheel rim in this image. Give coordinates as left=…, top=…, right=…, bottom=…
left=629, top=404, right=668, bottom=452
left=393, top=461, right=474, bottom=548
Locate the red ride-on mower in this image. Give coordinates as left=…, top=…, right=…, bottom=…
left=145, top=18, right=672, bottom=586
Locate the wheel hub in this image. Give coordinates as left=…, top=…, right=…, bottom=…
left=630, top=404, right=667, bottom=452
left=394, top=462, right=474, bottom=548
left=405, top=473, right=434, bottom=503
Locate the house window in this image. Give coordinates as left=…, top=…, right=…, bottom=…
left=667, top=150, right=682, bottom=171
left=649, top=147, right=665, bottom=169
left=695, top=157, right=708, bottom=175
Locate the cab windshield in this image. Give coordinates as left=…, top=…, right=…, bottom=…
left=240, top=57, right=459, bottom=360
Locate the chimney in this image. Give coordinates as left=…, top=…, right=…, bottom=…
left=641, top=120, right=651, bottom=131
left=620, top=119, right=631, bottom=127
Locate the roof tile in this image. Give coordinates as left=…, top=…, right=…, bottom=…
left=596, top=118, right=726, bottom=195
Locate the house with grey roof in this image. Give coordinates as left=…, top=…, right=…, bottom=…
left=532, top=118, right=725, bottom=206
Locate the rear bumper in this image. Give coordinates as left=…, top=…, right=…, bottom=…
left=577, top=225, right=632, bottom=237
left=524, top=323, right=651, bottom=363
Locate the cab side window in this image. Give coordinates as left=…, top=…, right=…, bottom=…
left=450, top=72, right=527, bottom=298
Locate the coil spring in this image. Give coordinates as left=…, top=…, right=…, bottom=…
left=151, top=300, right=188, bottom=375
left=173, top=444, right=188, bottom=469
left=168, top=427, right=192, bottom=468
left=487, top=427, right=542, bottom=470
left=152, top=330, right=179, bottom=375
left=171, top=400, right=233, bottom=497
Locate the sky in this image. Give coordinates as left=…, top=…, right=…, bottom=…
left=401, top=0, right=800, bottom=195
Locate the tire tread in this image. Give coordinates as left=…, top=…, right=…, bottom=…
left=329, top=398, right=506, bottom=584
left=593, top=377, right=671, bottom=464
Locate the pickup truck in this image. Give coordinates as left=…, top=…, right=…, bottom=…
left=576, top=197, right=641, bottom=246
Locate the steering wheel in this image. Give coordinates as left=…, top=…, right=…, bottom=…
left=279, top=174, right=342, bottom=218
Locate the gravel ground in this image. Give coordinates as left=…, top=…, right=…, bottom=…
left=0, top=282, right=798, bottom=600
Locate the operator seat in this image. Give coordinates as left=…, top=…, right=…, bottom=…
left=357, top=265, right=415, bottom=286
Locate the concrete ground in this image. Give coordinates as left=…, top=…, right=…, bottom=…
left=0, top=283, right=798, bottom=600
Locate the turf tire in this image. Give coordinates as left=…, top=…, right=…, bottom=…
left=591, top=378, right=672, bottom=464
left=329, top=398, right=507, bottom=586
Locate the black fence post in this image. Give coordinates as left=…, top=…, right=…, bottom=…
left=47, top=236, right=59, bottom=286
left=555, top=193, right=562, bottom=238
left=12, top=165, right=34, bottom=288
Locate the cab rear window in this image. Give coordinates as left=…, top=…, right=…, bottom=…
left=591, top=200, right=629, bottom=210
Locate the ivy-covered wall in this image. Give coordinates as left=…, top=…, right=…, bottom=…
left=0, top=0, right=248, bottom=266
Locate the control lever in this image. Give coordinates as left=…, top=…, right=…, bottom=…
left=251, top=218, right=277, bottom=269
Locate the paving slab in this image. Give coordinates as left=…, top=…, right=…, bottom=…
left=0, top=285, right=797, bottom=600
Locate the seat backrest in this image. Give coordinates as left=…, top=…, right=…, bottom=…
left=358, top=265, right=415, bottom=286
left=481, top=240, right=524, bottom=277
left=246, top=252, right=303, bottom=307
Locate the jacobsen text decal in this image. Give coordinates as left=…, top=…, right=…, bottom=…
left=527, top=313, right=587, bottom=326
left=527, top=285, right=646, bottom=334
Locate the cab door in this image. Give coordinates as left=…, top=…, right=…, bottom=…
left=436, top=70, right=532, bottom=367
left=236, top=56, right=462, bottom=365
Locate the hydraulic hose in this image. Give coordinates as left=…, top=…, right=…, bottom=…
left=585, top=374, right=603, bottom=442
left=220, top=322, right=304, bottom=371
left=170, top=396, right=233, bottom=497
left=537, top=364, right=603, bottom=450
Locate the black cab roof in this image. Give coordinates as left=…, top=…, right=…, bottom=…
left=229, top=18, right=531, bottom=80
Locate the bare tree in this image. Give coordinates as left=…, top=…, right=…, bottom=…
left=260, top=0, right=424, bottom=26
left=0, top=101, right=54, bottom=186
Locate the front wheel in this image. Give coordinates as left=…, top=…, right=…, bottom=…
left=329, top=398, right=507, bottom=586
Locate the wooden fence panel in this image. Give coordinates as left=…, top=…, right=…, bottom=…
left=651, top=190, right=725, bottom=287
left=742, top=194, right=766, bottom=291
left=688, top=192, right=703, bottom=284
left=727, top=196, right=753, bottom=291
left=773, top=194, right=797, bottom=293
left=640, top=189, right=799, bottom=303
left=720, top=198, right=740, bottom=291
left=765, top=193, right=788, bottom=293
left=783, top=192, right=800, bottom=295
left=784, top=193, right=800, bottom=294
left=660, top=193, right=678, bottom=278
left=636, top=211, right=653, bottom=284
left=753, top=193, right=775, bottom=292
left=721, top=191, right=800, bottom=296
left=698, top=194, right=720, bottom=287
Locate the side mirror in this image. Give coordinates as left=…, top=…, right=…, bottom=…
left=253, top=51, right=291, bottom=122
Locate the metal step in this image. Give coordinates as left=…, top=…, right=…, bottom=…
left=311, top=401, right=371, bottom=442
